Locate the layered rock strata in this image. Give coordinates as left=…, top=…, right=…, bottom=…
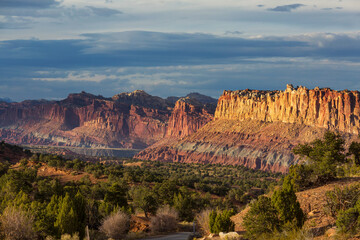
left=0, top=91, right=215, bottom=149
left=216, top=84, right=360, bottom=134
left=136, top=85, right=360, bottom=172
left=166, top=97, right=215, bottom=138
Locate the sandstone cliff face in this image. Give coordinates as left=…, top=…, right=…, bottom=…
left=0, top=91, right=215, bottom=150
left=216, top=84, right=360, bottom=134
left=0, top=91, right=171, bottom=148
left=166, top=97, right=215, bottom=138
left=137, top=85, right=360, bottom=172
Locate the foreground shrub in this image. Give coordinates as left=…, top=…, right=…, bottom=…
left=209, top=209, right=235, bottom=234
left=243, top=196, right=280, bottom=239
left=244, top=181, right=304, bottom=239
left=292, top=131, right=347, bottom=185
left=272, top=179, right=305, bottom=229
left=324, top=184, right=360, bottom=218
left=0, top=206, right=36, bottom=240
left=195, top=209, right=212, bottom=235
left=285, top=165, right=314, bottom=191
left=150, top=205, right=178, bottom=233
left=259, top=228, right=313, bottom=240
left=336, top=207, right=360, bottom=234
left=60, top=233, right=80, bottom=240
left=99, top=211, right=130, bottom=240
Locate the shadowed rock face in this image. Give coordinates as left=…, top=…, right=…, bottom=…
left=0, top=91, right=216, bottom=149
left=136, top=85, right=360, bottom=173
left=166, top=97, right=215, bottom=138
left=0, top=91, right=171, bottom=148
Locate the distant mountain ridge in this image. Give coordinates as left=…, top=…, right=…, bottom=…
left=0, top=98, right=12, bottom=103
left=0, top=90, right=216, bottom=149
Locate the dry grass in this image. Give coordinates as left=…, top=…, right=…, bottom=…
left=100, top=211, right=130, bottom=240
left=0, top=206, right=36, bottom=240
left=60, top=233, right=80, bottom=240
left=195, top=209, right=212, bottom=235
left=150, top=206, right=179, bottom=233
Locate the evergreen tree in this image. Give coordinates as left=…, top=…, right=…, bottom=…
left=74, top=191, right=86, bottom=238
left=271, top=179, right=305, bottom=229
left=173, top=192, right=193, bottom=221
left=104, top=183, right=128, bottom=208
left=130, top=186, right=158, bottom=218
left=293, top=131, right=346, bottom=181
left=55, top=193, right=78, bottom=236
left=243, top=196, right=280, bottom=239
left=209, top=209, right=235, bottom=234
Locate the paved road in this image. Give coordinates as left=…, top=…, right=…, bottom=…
left=140, top=232, right=193, bottom=240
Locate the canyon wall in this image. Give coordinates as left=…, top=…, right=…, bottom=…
left=0, top=91, right=215, bottom=150
left=137, top=85, right=360, bottom=172
left=215, top=84, right=360, bottom=134
left=166, top=97, right=215, bottom=138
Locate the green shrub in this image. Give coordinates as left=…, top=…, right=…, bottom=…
left=284, top=165, right=314, bottom=191
left=324, top=184, right=360, bottom=218
left=292, top=131, right=347, bottom=184
left=336, top=207, right=360, bottom=234
left=209, top=209, right=235, bottom=234
left=271, top=180, right=305, bottom=229
left=244, top=181, right=305, bottom=239
left=243, top=196, right=280, bottom=239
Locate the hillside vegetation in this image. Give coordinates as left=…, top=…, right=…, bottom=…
left=0, top=142, right=279, bottom=240
left=232, top=131, right=360, bottom=240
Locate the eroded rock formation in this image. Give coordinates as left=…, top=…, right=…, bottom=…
left=0, top=91, right=215, bottom=150
left=136, top=85, right=360, bottom=172
left=216, top=84, right=360, bottom=134
left=166, top=97, right=215, bottom=138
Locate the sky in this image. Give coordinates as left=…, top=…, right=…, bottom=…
left=1, top=0, right=360, bottom=101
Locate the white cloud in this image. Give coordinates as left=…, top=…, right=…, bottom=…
left=32, top=71, right=119, bottom=82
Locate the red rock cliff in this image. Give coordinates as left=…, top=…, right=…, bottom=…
left=136, top=85, right=360, bottom=173
left=0, top=91, right=171, bottom=149
left=215, top=84, right=360, bottom=134
left=166, top=97, right=214, bottom=138
left=0, top=91, right=215, bottom=150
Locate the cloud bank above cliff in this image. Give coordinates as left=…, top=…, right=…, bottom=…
left=0, top=0, right=360, bottom=100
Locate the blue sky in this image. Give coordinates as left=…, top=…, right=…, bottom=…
left=1, top=0, right=360, bottom=101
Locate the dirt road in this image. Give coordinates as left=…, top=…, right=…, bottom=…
left=140, top=232, right=193, bottom=240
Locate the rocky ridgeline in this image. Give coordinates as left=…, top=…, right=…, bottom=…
left=216, top=84, right=360, bottom=134
left=0, top=91, right=216, bottom=150
left=137, top=85, right=360, bottom=172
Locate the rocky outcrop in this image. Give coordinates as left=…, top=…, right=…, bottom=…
left=216, top=84, right=360, bottom=134
left=0, top=91, right=215, bottom=150
left=0, top=142, right=31, bottom=164
left=136, top=85, right=360, bottom=172
left=0, top=91, right=171, bottom=148
left=166, top=97, right=215, bottom=138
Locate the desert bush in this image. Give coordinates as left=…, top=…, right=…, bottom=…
left=60, top=233, right=80, bottom=240
left=271, top=180, right=305, bottom=229
left=195, top=209, right=212, bottom=235
left=336, top=207, right=360, bottom=234
left=258, top=228, right=313, bottom=240
left=99, top=211, right=130, bottom=240
left=0, top=206, right=36, bottom=240
left=292, top=131, right=347, bottom=185
left=284, top=165, right=314, bottom=191
left=209, top=209, right=235, bottom=234
left=150, top=205, right=178, bottom=233
left=243, top=196, right=280, bottom=239
left=324, top=184, right=360, bottom=218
